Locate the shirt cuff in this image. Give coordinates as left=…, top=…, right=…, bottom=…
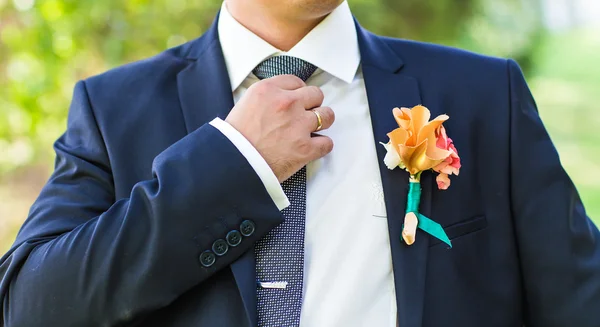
left=209, top=118, right=290, bottom=211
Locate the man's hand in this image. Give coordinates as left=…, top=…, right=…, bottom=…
left=225, top=74, right=335, bottom=182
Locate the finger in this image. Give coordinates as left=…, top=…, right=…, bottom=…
left=266, top=74, right=306, bottom=90
left=307, top=135, right=334, bottom=162
left=306, top=106, right=335, bottom=132
left=292, top=85, right=324, bottom=109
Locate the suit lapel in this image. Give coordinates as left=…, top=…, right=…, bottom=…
left=357, top=22, right=431, bottom=327
left=177, top=18, right=235, bottom=133
left=176, top=16, right=258, bottom=327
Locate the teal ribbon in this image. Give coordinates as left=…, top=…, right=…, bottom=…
left=405, top=181, right=452, bottom=248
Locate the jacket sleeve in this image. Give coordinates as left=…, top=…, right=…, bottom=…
left=0, top=81, right=283, bottom=326
left=507, top=60, right=600, bottom=326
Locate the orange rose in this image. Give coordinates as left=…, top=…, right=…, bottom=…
left=381, top=105, right=458, bottom=246
left=385, top=105, right=453, bottom=175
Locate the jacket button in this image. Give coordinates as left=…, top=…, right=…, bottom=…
left=212, top=239, right=229, bottom=256
left=199, top=250, right=216, bottom=267
left=226, top=230, right=242, bottom=247
left=240, top=220, right=256, bottom=237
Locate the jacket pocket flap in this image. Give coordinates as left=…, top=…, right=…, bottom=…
left=429, top=215, right=488, bottom=247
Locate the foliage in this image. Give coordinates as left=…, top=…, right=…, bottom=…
left=0, top=0, right=222, bottom=172
left=353, top=0, right=545, bottom=70
left=0, top=0, right=545, bottom=173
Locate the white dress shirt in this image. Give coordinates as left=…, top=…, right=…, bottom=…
left=210, top=2, right=397, bottom=326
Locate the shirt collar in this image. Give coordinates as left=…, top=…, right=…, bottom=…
left=218, top=1, right=360, bottom=91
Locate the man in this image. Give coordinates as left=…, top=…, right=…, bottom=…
left=1, top=0, right=599, bottom=326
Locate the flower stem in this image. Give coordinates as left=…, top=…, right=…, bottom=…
left=409, top=171, right=422, bottom=183
left=406, top=180, right=421, bottom=214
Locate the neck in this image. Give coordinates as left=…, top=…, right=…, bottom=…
left=225, top=2, right=327, bottom=51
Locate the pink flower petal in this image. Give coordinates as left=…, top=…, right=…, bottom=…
left=436, top=173, right=451, bottom=190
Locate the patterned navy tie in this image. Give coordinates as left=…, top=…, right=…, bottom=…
left=252, top=55, right=317, bottom=327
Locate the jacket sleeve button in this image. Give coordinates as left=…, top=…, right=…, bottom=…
left=226, top=230, right=243, bottom=247
left=212, top=239, right=229, bottom=256
left=240, top=220, right=256, bottom=237
left=199, top=250, right=216, bottom=267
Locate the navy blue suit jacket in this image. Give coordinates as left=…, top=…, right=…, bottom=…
left=2, top=17, right=599, bottom=327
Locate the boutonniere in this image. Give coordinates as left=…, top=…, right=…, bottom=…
left=381, top=105, right=461, bottom=248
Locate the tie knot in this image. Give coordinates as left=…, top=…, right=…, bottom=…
left=253, top=55, right=317, bottom=82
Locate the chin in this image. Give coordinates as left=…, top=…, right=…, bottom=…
left=293, top=0, right=344, bottom=18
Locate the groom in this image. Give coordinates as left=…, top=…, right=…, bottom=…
left=1, top=0, right=599, bottom=326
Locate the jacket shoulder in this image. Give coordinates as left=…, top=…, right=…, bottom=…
left=383, top=37, right=509, bottom=76
left=82, top=43, right=194, bottom=96
left=379, top=37, right=519, bottom=108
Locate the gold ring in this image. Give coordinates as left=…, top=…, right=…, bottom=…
left=312, top=109, right=323, bottom=132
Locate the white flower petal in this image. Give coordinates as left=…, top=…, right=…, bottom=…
left=381, top=142, right=402, bottom=170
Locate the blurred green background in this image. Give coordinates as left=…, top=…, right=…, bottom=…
left=0, top=0, right=599, bottom=253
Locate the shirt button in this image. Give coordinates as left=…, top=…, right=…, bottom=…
left=226, top=230, right=243, bottom=247
left=212, top=239, right=229, bottom=256
left=240, top=220, right=256, bottom=237
left=199, top=250, right=216, bottom=267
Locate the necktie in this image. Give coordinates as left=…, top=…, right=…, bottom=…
left=252, top=55, right=317, bottom=327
